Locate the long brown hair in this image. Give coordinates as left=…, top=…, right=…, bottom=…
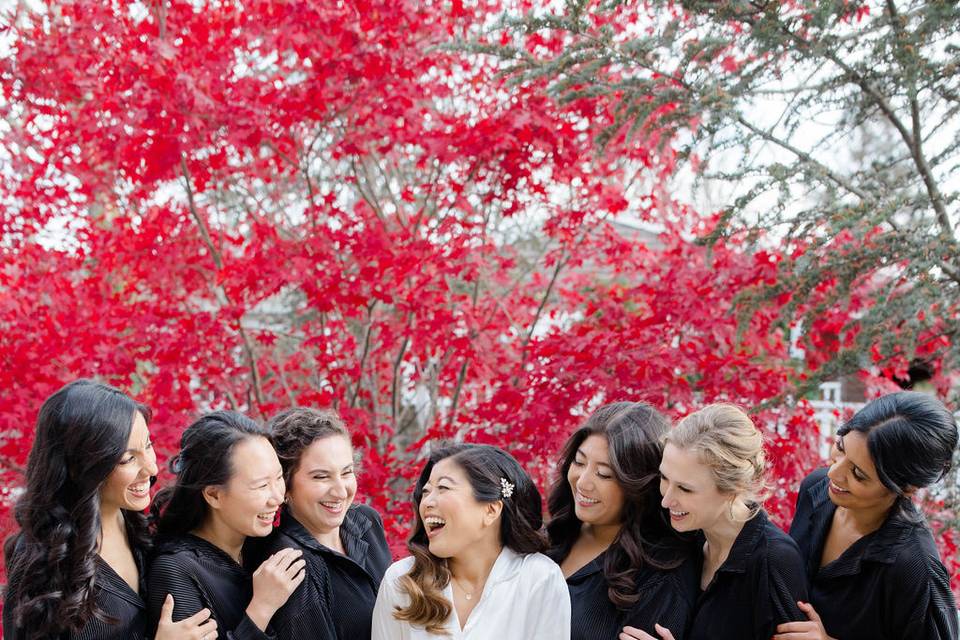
left=393, top=444, right=547, bottom=634
left=547, top=401, right=686, bottom=609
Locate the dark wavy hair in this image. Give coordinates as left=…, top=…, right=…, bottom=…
left=547, top=401, right=684, bottom=610
left=838, top=391, right=958, bottom=515
left=152, top=410, right=269, bottom=537
left=3, top=379, right=152, bottom=638
left=267, top=407, right=351, bottom=485
left=394, top=444, right=548, bottom=634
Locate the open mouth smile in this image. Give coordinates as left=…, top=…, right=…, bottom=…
left=424, top=516, right=446, bottom=538
left=575, top=492, right=600, bottom=507
left=127, top=482, right=150, bottom=499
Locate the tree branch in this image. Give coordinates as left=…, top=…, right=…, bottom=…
left=349, top=301, right=378, bottom=408
left=785, top=28, right=954, bottom=243
left=734, top=116, right=872, bottom=202
left=181, top=156, right=266, bottom=413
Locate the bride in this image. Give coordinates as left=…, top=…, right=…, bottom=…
left=372, top=444, right=570, bottom=639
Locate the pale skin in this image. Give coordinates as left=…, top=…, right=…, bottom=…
left=772, top=431, right=904, bottom=640
left=192, top=437, right=307, bottom=633
left=98, top=412, right=218, bottom=640
left=620, top=443, right=752, bottom=640
left=287, top=434, right=358, bottom=555
left=420, top=459, right=504, bottom=629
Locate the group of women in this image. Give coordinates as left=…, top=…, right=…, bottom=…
left=2, top=379, right=958, bottom=640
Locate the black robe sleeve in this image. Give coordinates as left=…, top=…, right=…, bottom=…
left=620, top=570, right=696, bottom=640
left=268, top=553, right=337, bottom=640
left=147, top=553, right=274, bottom=640
left=753, top=532, right=808, bottom=639
left=882, top=543, right=959, bottom=640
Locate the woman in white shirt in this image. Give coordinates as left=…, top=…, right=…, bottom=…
left=372, top=443, right=571, bottom=639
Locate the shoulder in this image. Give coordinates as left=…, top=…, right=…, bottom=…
left=886, top=521, right=951, bottom=586
left=148, top=537, right=206, bottom=575
left=261, top=528, right=301, bottom=556
left=516, top=552, right=567, bottom=587
left=378, top=557, right=415, bottom=607
left=754, top=513, right=805, bottom=575
left=383, top=556, right=416, bottom=583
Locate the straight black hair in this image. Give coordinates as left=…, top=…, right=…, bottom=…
left=838, top=391, right=958, bottom=502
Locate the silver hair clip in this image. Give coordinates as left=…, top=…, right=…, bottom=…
left=500, top=477, right=514, bottom=498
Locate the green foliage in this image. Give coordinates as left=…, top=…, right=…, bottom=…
left=487, top=0, right=960, bottom=393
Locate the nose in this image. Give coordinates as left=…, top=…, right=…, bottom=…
left=660, top=485, right=675, bottom=509
left=827, top=445, right=847, bottom=474
left=330, top=477, right=348, bottom=499
left=827, top=457, right=844, bottom=484
left=142, top=447, right=159, bottom=478
left=421, top=490, right=436, bottom=509
left=268, top=477, right=285, bottom=506
left=576, top=471, right=594, bottom=493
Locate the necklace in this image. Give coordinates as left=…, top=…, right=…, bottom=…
left=451, top=575, right=481, bottom=601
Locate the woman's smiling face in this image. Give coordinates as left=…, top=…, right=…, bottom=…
left=100, top=411, right=158, bottom=513
left=287, top=434, right=357, bottom=536
left=205, top=436, right=286, bottom=538
left=826, top=430, right=898, bottom=513
left=419, top=457, right=500, bottom=558
left=658, top=442, right=730, bottom=533
left=567, top=434, right=625, bottom=527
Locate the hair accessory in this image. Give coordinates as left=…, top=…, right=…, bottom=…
left=170, top=454, right=184, bottom=474
left=500, top=477, right=514, bottom=499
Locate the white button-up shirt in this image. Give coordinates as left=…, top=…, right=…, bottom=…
left=371, top=547, right=571, bottom=639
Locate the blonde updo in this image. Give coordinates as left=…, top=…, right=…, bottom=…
left=665, top=404, right=768, bottom=510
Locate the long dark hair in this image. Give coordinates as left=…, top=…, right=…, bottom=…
left=394, top=444, right=548, bottom=634
left=548, top=401, right=683, bottom=610
left=838, top=391, right=958, bottom=516
left=152, top=410, right=269, bottom=537
left=3, top=379, right=152, bottom=638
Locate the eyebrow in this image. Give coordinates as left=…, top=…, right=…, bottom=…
left=126, top=437, right=151, bottom=453
left=575, top=449, right=611, bottom=467
left=435, top=475, right=458, bottom=484
left=659, top=468, right=693, bottom=489
left=306, top=464, right=354, bottom=474
left=249, top=470, right=283, bottom=484
left=838, top=436, right=871, bottom=480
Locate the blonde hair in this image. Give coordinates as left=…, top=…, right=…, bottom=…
left=665, top=404, right=768, bottom=511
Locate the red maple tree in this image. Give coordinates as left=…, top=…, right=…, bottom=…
left=0, top=1, right=954, bottom=627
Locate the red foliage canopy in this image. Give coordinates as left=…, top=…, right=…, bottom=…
left=0, top=0, right=953, bottom=625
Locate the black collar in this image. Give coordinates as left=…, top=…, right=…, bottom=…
left=278, top=506, right=371, bottom=566
left=94, top=550, right=146, bottom=609
left=565, top=552, right=605, bottom=582
left=805, top=472, right=921, bottom=577
left=715, top=508, right=768, bottom=575
left=157, top=534, right=248, bottom=575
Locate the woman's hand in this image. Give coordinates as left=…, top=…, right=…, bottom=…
left=245, top=548, right=307, bottom=631
left=773, top=601, right=838, bottom=640
left=155, top=594, right=219, bottom=640
left=620, top=623, right=676, bottom=640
